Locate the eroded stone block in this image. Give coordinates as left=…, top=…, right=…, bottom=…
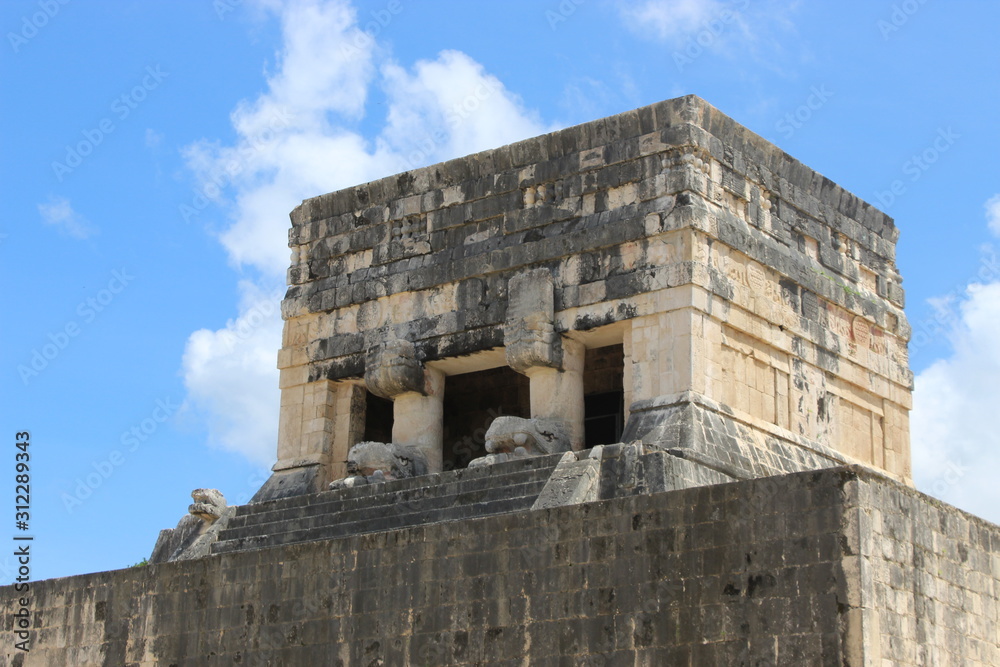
left=365, top=337, right=426, bottom=398
left=504, top=269, right=563, bottom=373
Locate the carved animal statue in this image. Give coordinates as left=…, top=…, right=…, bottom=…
left=330, top=441, right=430, bottom=489
left=485, top=416, right=571, bottom=456
left=468, top=417, right=571, bottom=468
left=189, top=488, right=227, bottom=523
left=149, top=488, right=233, bottom=564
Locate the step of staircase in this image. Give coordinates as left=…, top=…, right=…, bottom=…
left=210, top=453, right=564, bottom=555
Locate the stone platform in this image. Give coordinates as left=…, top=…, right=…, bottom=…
left=2, top=466, right=996, bottom=665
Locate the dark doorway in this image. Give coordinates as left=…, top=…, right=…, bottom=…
left=584, top=345, right=625, bottom=446
left=363, top=392, right=394, bottom=443
left=442, top=366, right=530, bottom=471
left=585, top=391, right=625, bottom=446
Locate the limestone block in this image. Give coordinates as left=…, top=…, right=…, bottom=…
left=531, top=450, right=601, bottom=509
left=148, top=514, right=201, bottom=564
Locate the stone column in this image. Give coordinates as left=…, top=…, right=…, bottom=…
left=523, top=338, right=585, bottom=449
left=365, top=337, right=444, bottom=473
left=505, top=269, right=585, bottom=450
left=391, top=368, right=445, bottom=473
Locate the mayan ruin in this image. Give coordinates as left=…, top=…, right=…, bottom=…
left=3, top=95, right=997, bottom=665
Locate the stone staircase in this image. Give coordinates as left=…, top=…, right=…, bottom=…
left=199, top=443, right=742, bottom=557
left=210, top=452, right=564, bottom=555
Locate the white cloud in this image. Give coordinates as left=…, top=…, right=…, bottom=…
left=380, top=50, right=547, bottom=168
left=911, top=198, right=1000, bottom=526
left=986, top=194, right=1000, bottom=236
left=38, top=196, right=96, bottom=239
left=180, top=0, right=547, bottom=466
left=180, top=281, right=284, bottom=466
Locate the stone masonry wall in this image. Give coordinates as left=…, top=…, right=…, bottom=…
left=272, top=95, right=912, bottom=488
left=844, top=475, right=1000, bottom=665
left=3, top=467, right=995, bottom=665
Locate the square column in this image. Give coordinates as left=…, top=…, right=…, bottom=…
left=524, top=337, right=585, bottom=449
left=391, top=367, right=445, bottom=473
left=366, top=338, right=445, bottom=473
left=505, top=269, right=585, bottom=449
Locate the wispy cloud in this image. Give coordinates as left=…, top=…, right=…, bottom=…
left=180, top=281, right=284, bottom=466
left=144, top=129, right=164, bottom=149
left=911, top=194, right=1000, bottom=525
left=38, top=196, right=96, bottom=239
left=179, top=0, right=547, bottom=464
left=619, top=0, right=740, bottom=44
left=986, top=194, right=1000, bottom=236
left=616, top=0, right=804, bottom=76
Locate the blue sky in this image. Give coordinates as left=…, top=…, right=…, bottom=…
left=2, top=0, right=998, bottom=582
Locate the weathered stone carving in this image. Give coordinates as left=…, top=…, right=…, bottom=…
left=504, top=269, right=563, bottom=373
left=149, top=488, right=234, bottom=563
left=329, top=440, right=430, bottom=489
left=365, top=337, right=425, bottom=398
left=522, top=180, right=564, bottom=208
left=189, top=488, right=227, bottom=523
left=468, top=416, right=571, bottom=468
left=486, top=416, right=570, bottom=456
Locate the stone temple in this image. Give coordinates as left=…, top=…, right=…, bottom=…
left=3, top=96, right=997, bottom=665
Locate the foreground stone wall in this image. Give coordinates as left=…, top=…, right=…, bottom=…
left=848, top=475, right=999, bottom=665
left=269, top=94, right=912, bottom=494
left=3, top=467, right=995, bottom=665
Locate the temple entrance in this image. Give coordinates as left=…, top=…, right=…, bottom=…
left=363, top=392, right=394, bottom=443
left=442, top=366, right=530, bottom=471
left=583, top=344, right=625, bottom=446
